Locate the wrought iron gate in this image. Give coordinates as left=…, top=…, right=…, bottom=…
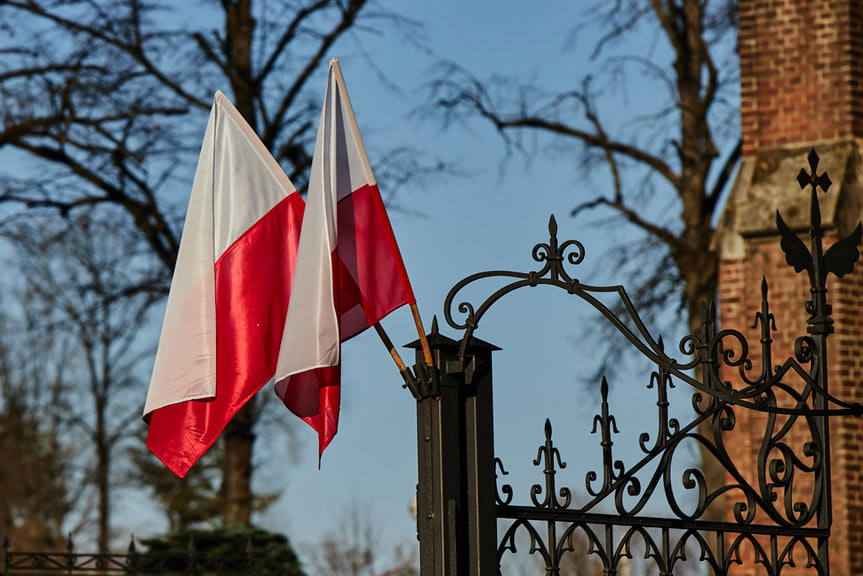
left=404, top=150, right=863, bottom=575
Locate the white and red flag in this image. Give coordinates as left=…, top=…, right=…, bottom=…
left=275, top=59, right=416, bottom=458
left=144, top=91, right=304, bottom=477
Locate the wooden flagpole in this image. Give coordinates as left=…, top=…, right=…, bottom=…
left=410, top=303, right=433, bottom=366
left=332, top=58, right=433, bottom=370
left=373, top=303, right=433, bottom=372
left=373, top=322, right=407, bottom=372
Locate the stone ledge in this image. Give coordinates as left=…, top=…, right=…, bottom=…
left=714, top=140, right=863, bottom=259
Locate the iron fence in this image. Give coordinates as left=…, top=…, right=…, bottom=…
left=404, top=149, right=863, bottom=575
left=3, top=535, right=260, bottom=576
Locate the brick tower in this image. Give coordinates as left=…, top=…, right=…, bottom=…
left=714, top=1, right=863, bottom=574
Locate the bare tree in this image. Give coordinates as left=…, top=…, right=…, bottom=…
left=0, top=0, right=427, bottom=525
left=431, top=0, right=738, bottom=332
left=0, top=306, right=72, bottom=550
left=428, top=0, right=740, bottom=523
left=5, top=211, right=163, bottom=553
left=304, top=500, right=418, bottom=576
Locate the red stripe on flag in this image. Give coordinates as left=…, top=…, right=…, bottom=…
left=281, top=365, right=341, bottom=457
left=336, top=183, right=415, bottom=341
left=281, top=251, right=343, bottom=457
left=147, top=193, right=304, bottom=477
left=280, top=184, right=414, bottom=458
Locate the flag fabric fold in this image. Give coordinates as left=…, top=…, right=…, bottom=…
left=144, top=91, right=304, bottom=477
left=275, top=58, right=416, bottom=457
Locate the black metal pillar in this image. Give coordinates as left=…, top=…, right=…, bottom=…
left=407, top=321, right=498, bottom=576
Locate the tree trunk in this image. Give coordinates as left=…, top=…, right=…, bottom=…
left=673, top=0, right=726, bottom=538
left=221, top=401, right=255, bottom=524
left=96, top=396, right=110, bottom=554
left=219, top=0, right=257, bottom=525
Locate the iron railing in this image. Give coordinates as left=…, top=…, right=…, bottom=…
left=2, top=535, right=260, bottom=575
left=406, top=149, right=863, bottom=575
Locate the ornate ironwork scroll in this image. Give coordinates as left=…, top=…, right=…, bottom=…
left=438, top=149, right=862, bottom=575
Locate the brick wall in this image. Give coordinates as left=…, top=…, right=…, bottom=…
left=718, top=235, right=863, bottom=576
left=720, top=2, right=863, bottom=573
left=739, top=0, right=863, bottom=157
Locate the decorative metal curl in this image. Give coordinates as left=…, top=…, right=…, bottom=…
left=495, top=457, right=513, bottom=506
left=639, top=361, right=679, bottom=454
left=445, top=149, right=863, bottom=576
left=586, top=378, right=621, bottom=497
left=530, top=419, right=571, bottom=510
left=444, top=208, right=863, bottom=415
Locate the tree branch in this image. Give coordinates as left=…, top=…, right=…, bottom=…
left=706, top=138, right=741, bottom=211
left=577, top=82, right=624, bottom=204
left=495, top=115, right=680, bottom=189
left=255, top=0, right=333, bottom=85
left=3, top=0, right=209, bottom=109
left=584, top=1, right=653, bottom=59
left=264, top=0, right=367, bottom=146
left=5, top=140, right=179, bottom=270
left=570, top=195, right=682, bottom=250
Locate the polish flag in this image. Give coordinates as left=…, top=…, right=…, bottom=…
left=144, top=91, right=304, bottom=477
left=275, top=59, right=416, bottom=457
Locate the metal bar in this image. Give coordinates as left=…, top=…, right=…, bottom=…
left=412, top=328, right=467, bottom=576
left=495, top=507, right=829, bottom=538
left=462, top=347, right=497, bottom=574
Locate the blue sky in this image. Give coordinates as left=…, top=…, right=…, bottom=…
left=231, top=2, right=714, bottom=569
left=0, top=1, right=738, bottom=570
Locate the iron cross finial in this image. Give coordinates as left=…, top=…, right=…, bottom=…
left=796, top=148, right=832, bottom=192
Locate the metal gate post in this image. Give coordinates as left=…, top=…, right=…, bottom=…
left=407, top=321, right=498, bottom=576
